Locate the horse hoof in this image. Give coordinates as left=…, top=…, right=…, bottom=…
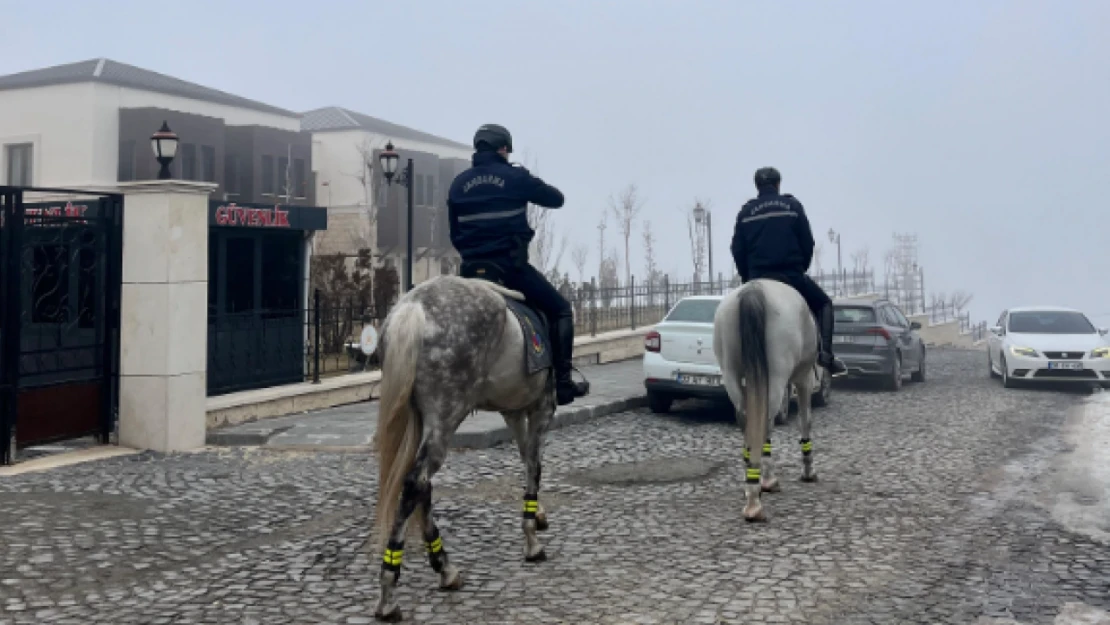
left=743, top=511, right=767, bottom=523
left=800, top=474, right=819, bottom=483
left=374, top=605, right=404, bottom=622
left=535, top=514, right=550, bottom=532
left=525, top=548, right=548, bottom=563
left=439, top=566, right=463, bottom=591
left=761, top=479, right=781, bottom=493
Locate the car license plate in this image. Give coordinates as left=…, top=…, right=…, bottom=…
left=676, top=373, right=721, bottom=386
left=833, top=335, right=854, bottom=344
left=1048, top=361, right=1082, bottom=370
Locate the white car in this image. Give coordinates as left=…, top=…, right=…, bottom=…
left=642, top=295, right=831, bottom=416
left=985, top=306, right=1110, bottom=388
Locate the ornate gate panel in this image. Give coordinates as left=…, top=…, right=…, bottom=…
left=0, top=187, right=123, bottom=465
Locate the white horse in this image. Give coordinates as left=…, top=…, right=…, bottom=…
left=713, top=278, right=821, bottom=522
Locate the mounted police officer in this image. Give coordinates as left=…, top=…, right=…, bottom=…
left=447, top=124, right=590, bottom=405
left=730, top=167, right=848, bottom=377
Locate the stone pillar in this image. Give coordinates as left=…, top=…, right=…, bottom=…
left=117, top=181, right=215, bottom=452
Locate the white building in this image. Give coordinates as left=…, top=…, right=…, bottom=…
left=0, top=58, right=302, bottom=192
left=302, top=106, right=472, bottom=280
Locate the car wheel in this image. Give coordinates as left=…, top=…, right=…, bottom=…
left=1000, top=356, right=1018, bottom=389
left=884, top=354, right=903, bottom=391
left=812, top=366, right=831, bottom=407
left=910, top=347, right=926, bottom=383
left=988, top=350, right=1000, bottom=379
left=648, top=390, right=673, bottom=414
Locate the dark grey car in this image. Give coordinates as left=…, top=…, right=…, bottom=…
left=832, top=297, right=926, bottom=391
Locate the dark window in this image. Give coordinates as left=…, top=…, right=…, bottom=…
left=225, top=155, right=240, bottom=194
left=6, top=143, right=32, bottom=186
left=834, top=306, right=877, bottom=324
left=261, top=233, right=301, bottom=311
left=664, top=298, right=721, bottom=323
left=425, top=176, right=434, bottom=207
left=277, top=157, right=289, bottom=198
left=31, top=245, right=69, bottom=323
left=225, top=237, right=257, bottom=313
left=293, top=158, right=306, bottom=198
left=181, top=144, right=197, bottom=181
left=879, top=306, right=900, bottom=327
left=261, top=155, right=274, bottom=194
left=1008, top=311, right=1095, bottom=334
left=117, top=140, right=135, bottom=181
left=201, top=145, right=216, bottom=182
left=415, top=174, right=425, bottom=205
left=890, top=306, right=910, bottom=328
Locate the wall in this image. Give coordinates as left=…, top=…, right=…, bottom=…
left=0, top=83, right=101, bottom=187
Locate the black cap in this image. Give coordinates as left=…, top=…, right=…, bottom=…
left=754, top=167, right=782, bottom=189
left=473, top=124, right=513, bottom=153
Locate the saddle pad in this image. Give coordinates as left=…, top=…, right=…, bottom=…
left=504, top=297, right=553, bottom=375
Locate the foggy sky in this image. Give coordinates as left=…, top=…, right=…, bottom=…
left=6, top=0, right=1109, bottom=324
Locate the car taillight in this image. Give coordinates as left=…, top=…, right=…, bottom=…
left=866, top=327, right=893, bottom=341
left=645, top=331, right=661, bottom=352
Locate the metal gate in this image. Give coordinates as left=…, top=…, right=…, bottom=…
left=0, top=186, right=123, bottom=465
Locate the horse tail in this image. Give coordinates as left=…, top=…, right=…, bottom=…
left=739, top=284, right=769, bottom=427
left=375, top=301, right=425, bottom=550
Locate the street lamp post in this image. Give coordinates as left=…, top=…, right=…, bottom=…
left=150, top=121, right=179, bottom=180
left=694, top=204, right=713, bottom=292
left=827, top=228, right=842, bottom=296
left=379, top=141, right=415, bottom=292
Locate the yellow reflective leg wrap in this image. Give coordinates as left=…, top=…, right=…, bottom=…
left=800, top=438, right=813, bottom=455
left=426, top=536, right=443, bottom=555
left=382, top=540, right=404, bottom=572
left=522, top=495, right=539, bottom=520
left=762, top=442, right=772, bottom=456
left=746, top=467, right=761, bottom=484
left=743, top=448, right=751, bottom=464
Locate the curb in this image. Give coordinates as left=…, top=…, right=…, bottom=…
left=449, top=395, right=648, bottom=450
left=206, top=394, right=648, bottom=451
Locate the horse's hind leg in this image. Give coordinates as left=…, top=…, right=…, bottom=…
left=759, top=380, right=786, bottom=494
left=375, top=427, right=458, bottom=621
left=413, top=432, right=463, bottom=591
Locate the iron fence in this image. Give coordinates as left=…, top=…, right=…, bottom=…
left=206, top=293, right=387, bottom=396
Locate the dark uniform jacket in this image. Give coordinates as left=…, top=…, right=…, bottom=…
left=730, top=190, right=816, bottom=282
left=447, top=151, right=564, bottom=267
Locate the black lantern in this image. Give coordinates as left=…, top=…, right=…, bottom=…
left=379, top=141, right=400, bottom=183
left=151, top=121, right=179, bottom=180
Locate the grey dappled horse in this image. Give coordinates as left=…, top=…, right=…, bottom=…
left=713, top=279, right=820, bottom=522
left=372, top=276, right=556, bottom=621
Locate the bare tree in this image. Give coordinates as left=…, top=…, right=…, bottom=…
left=596, top=210, right=608, bottom=280
left=811, top=241, right=824, bottom=276
left=851, top=246, right=871, bottom=274
left=641, top=220, right=661, bottom=286
left=571, top=243, right=589, bottom=285
left=347, top=136, right=388, bottom=252
left=609, top=184, right=644, bottom=287
left=516, top=152, right=567, bottom=280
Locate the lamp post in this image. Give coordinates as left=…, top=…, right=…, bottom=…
left=379, top=141, right=415, bottom=292
left=693, top=203, right=713, bottom=292
left=827, top=228, right=842, bottom=296
left=150, top=121, right=179, bottom=180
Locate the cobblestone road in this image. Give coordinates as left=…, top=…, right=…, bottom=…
left=2, top=349, right=1109, bottom=624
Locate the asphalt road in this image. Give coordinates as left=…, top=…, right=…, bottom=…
left=1, top=349, right=1108, bottom=624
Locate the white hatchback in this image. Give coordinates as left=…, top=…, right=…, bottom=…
left=642, top=295, right=831, bottom=416
left=985, top=306, right=1110, bottom=388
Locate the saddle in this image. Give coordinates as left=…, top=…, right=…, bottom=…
left=462, top=269, right=553, bottom=376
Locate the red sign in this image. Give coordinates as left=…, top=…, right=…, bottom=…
left=22, top=201, right=90, bottom=226
left=213, top=203, right=291, bottom=228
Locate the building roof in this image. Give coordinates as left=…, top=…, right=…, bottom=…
left=301, top=106, right=469, bottom=150
left=0, top=58, right=298, bottom=118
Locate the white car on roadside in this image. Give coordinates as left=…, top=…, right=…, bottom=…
left=986, top=306, right=1110, bottom=389
left=641, top=295, right=831, bottom=416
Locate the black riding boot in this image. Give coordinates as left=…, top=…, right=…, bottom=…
left=552, top=315, right=590, bottom=405
left=818, top=304, right=848, bottom=377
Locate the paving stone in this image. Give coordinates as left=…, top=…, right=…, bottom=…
left=2, top=350, right=1109, bottom=623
